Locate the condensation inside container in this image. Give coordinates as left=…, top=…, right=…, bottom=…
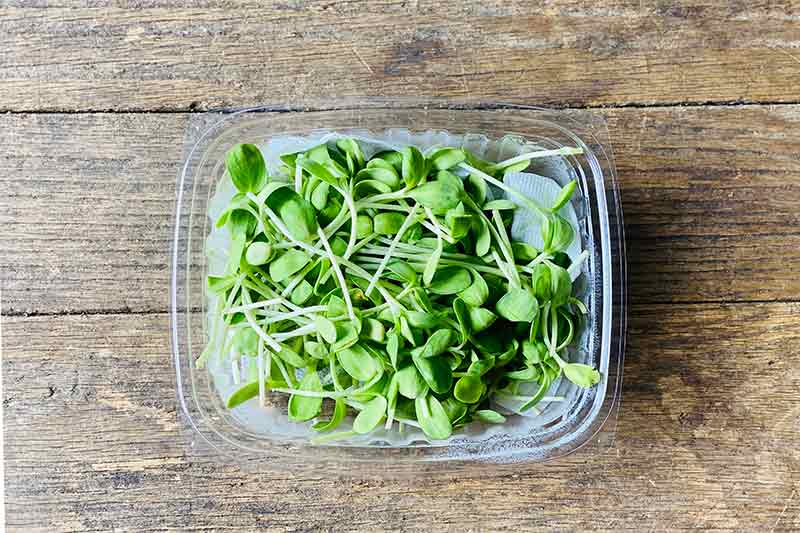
left=204, top=129, right=594, bottom=447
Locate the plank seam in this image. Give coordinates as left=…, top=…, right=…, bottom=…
left=1, top=99, right=800, bottom=114
left=3, top=299, right=798, bottom=318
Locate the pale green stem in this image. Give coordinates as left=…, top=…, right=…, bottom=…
left=567, top=249, right=589, bottom=279
left=240, top=286, right=283, bottom=352
left=316, top=226, right=356, bottom=322
left=491, top=208, right=519, bottom=283
left=224, top=297, right=283, bottom=315
left=333, top=184, right=359, bottom=260
left=491, top=249, right=517, bottom=288
left=317, top=233, right=377, bottom=287
left=365, top=205, right=419, bottom=297
left=261, top=306, right=326, bottom=324
left=360, top=201, right=456, bottom=243
left=294, top=160, right=303, bottom=193
left=281, top=258, right=321, bottom=297
left=492, top=146, right=583, bottom=171
left=458, top=162, right=550, bottom=220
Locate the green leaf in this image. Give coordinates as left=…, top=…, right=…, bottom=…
left=372, top=150, right=403, bottom=171
left=268, top=249, right=311, bottom=283
left=412, top=353, right=453, bottom=394
left=458, top=270, right=489, bottom=307
left=290, top=279, right=313, bottom=305
left=428, top=147, right=466, bottom=170
left=505, top=365, right=540, bottom=381
left=473, top=217, right=491, bottom=257
left=399, top=315, right=417, bottom=346
left=511, top=242, right=539, bottom=262
left=453, top=374, right=486, bottom=404
left=387, top=330, right=400, bottom=369
left=548, top=214, right=575, bottom=253
left=297, top=154, right=343, bottom=185
left=312, top=398, right=346, bottom=432
left=387, top=260, right=418, bottom=285
left=356, top=215, right=373, bottom=239
left=304, top=340, right=328, bottom=360
left=468, top=307, right=497, bottom=333
left=332, top=322, right=360, bottom=352
left=428, top=266, right=472, bottom=295
left=362, top=318, right=386, bottom=343
left=265, top=186, right=319, bottom=241
left=540, top=216, right=554, bottom=251
left=208, top=275, right=236, bottom=294
left=483, top=199, right=517, bottom=210
left=423, top=235, right=443, bottom=286
left=373, top=212, right=407, bottom=235
left=415, top=394, right=453, bottom=440
left=519, top=377, right=552, bottom=412
left=315, top=316, right=338, bottom=343
left=549, top=263, right=573, bottom=307
left=226, top=144, right=267, bottom=193
left=395, top=364, right=427, bottom=399
left=552, top=180, right=577, bottom=211
left=232, top=328, right=261, bottom=355
left=444, top=202, right=471, bottom=241
left=405, top=311, right=441, bottom=330
left=502, top=160, right=531, bottom=174
left=407, top=178, right=462, bottom=214
left=245, top=242, right=273, bottom=266
left=562, top=362, right=601, bottom=388
left=410, top=287, right=434, bottom=312
left=353, top=395, right=387, bottom=434
left=336, top=138, right=365, bottom=174
left=474, top=409, right=506, bottom=424
left=354, top=179, right=393, bottom=198
left=326, top=294, right=348, bottom=318
left=465, top=167, right=488, bottom=206
left=421, top=329, right=453, bottom=358
left=403, top=222, right=422, bottom=243
left=401, top=145, right=427, bottom=188
left=440, top=397, right=468, bottom=424
left=452, top=298, right=472, bottom=340
left=495, top=288, right=539, bottom=322
left=467, top=353, right=495, bottom=376
left=356, top=166, right=401, bottom=190
left=288, top=370, right=323, bottom=421
left=276, top=344, right=305, bottom=368
left=310, top=181, right=330, bottom=211
left=551, top=251, right=572, bottom=269
left=531, top=263, right=552, bottom=301
left=522, top=340, right=546, bottom=365
left=226, top=381, right=260, bottom=408
left=496, top=338, right=519, bottom=366
left=337, top=344, right=379, bottom=382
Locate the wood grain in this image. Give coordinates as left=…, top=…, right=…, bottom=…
left=1, top=1, right=799, bottom=111
left=2, top=105, right=800, bottom=314
left=4, top=303, right=799, bottom=531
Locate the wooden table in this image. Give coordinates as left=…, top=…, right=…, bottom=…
left=3, top=2, right=800, bottom=531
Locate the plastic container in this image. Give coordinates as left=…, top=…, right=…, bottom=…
left=170, top=100, right=626, bottom=464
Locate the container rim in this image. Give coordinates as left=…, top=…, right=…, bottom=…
left=170, top=100, right=626, bottom=463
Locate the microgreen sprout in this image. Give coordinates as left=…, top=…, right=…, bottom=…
left=205, top=136, right=598, bottom=442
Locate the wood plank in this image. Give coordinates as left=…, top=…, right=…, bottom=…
left=2, top=105, right=799, bottom=314
left=4, top=303, right=799, bottom=531
left=1, top=2, right=799, bottom=111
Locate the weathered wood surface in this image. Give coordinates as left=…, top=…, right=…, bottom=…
left=4, top=303, right=800, bottom=531
left=1, top=1, right=800, bottom=111
left=2, top=105, right=800, bottom=315
left=4, top=1, right=800, bottom=530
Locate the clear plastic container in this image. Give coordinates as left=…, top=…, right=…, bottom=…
left=170, top=100, right=626, bottom=464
